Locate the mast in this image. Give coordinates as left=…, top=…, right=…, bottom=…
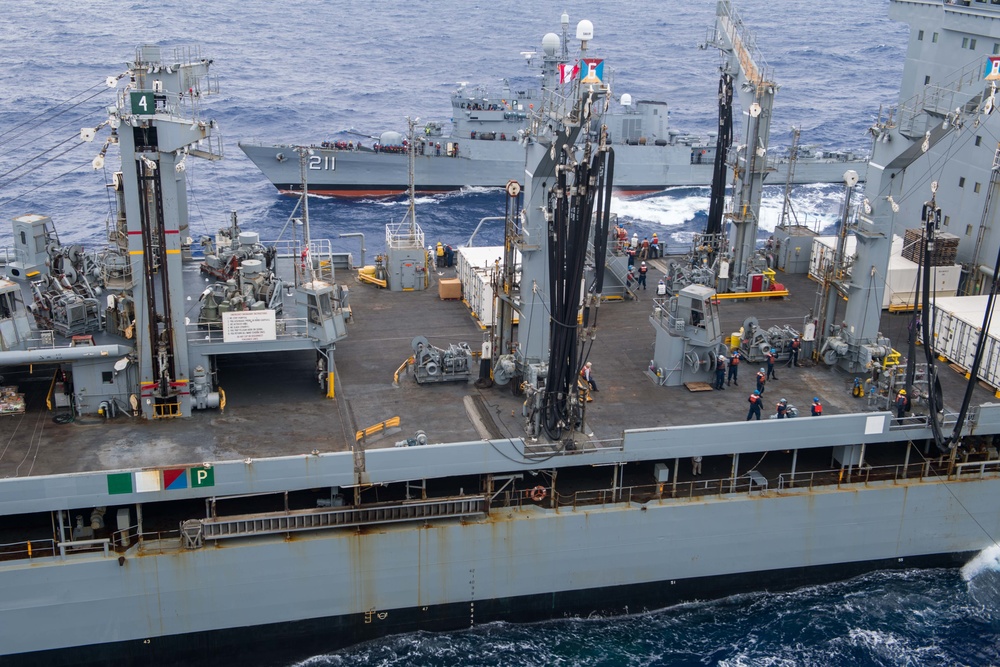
left=515, top=19, right=614, bottom=441
left=406, top=116, right=417, bottom=236
left=116, top=45, right=220, bottom=419
left=709, top=0, right=777, bottom=291
left=296, top=146, right=315, bottom=285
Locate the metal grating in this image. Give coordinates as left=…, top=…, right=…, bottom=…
left=196, top=496, right=487, bottom=541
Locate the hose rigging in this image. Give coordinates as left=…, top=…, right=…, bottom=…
left=540, top=141, right=615, bottom=441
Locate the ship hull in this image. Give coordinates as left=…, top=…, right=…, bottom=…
left=238, top=141, right=866, bottom=197
left=4, top=474, right=996, bottom=665
left=7, top=551, right=973, bottom=667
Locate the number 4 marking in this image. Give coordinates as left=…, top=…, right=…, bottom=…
left=130, top=91, right=154, bottom=116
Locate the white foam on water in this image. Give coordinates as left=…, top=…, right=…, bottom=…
left=961, top=544, right=1000, bottom=582
left=608, top=183, right=845, bottom=236
left=610, top=191, right=707, bottom=228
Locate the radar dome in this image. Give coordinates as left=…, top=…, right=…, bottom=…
left=576, top=19, right=594, bottom=41
left=379, top=131, right=405, bottom=146
left=542, top=33, right=560, bottom=56
left=620, top=93, right=632, bottom=106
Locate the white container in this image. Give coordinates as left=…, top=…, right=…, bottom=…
left=456, top=246, right=522, bottom=327
left=927, top=295, right=1000, bottom=392
left=809, top=235, right=960, bottom=309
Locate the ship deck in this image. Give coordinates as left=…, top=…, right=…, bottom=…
left=1, top=253, right=996, bottom=480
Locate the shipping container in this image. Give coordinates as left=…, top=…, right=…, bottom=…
left=926, top=295, right=1000, bottom=393
left=809, top=235, right=960, bottom=310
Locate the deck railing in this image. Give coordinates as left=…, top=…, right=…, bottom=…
left=2, top=454, right=997, bottom=564
left=0, top=538, right=56, bottom=561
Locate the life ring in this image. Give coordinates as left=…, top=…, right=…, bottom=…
left=529, top=485, right=547, bottom=502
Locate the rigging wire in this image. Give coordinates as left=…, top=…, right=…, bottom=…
left=0, top=133, right=83, bottom=186
left=0, top=158, right=94, bottom=211
left=0, top=79, right=114, bottom=147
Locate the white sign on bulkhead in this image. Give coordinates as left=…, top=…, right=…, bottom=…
left=222, top=310, right=277, bottom=343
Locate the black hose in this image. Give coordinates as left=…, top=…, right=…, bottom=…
left=918, top=209, right=947, bottom=451
left=706, top=73, right=734, bottom=238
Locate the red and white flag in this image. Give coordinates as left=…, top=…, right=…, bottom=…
left=558, top=61, right=579, bottom=84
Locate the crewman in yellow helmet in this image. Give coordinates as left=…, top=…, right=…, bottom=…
left=895, top=388, right=909, bottom=418
left=436, top=242, right=445, bottom=267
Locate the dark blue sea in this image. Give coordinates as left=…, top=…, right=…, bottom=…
left=3, top=1, right=1000, bottom=664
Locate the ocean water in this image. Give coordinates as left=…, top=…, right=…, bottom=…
left=3, top=1, right=999, bottom=665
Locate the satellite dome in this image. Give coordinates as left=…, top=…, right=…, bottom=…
left=542, top=33, right=560, bottom=56
left=576, top=20, right=594, bottom=41
left=621, top=93, right=633, bottom=106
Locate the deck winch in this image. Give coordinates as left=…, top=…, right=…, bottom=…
left=411, top=335, right=473, bottom=384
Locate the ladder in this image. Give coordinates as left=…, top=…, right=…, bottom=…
left=186, top=495, right=487, bottom=545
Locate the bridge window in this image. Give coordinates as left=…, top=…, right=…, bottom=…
left=967, top=224, right=974, bottom=237
left=944, top=215, right=951, bottom=227
left=924, top=75, right=931, bottom=85
left=962, top=38, right=969, bottom=49
left=0, top=292, right=13, bottom=319
left=971, top=38, right=978, bottom=50
left=976, top=135, right=983, bottom=146
left=960, top=177, right=966, bottom=187
left=918, top=30, right=924, bottom=41
left=975, top=182, right=982, bottom=193
left=933, top=33, right=939, bottom=43
left=994, top=43, right=1000, bottom=54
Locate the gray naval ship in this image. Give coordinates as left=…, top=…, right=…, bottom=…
left=238, top=14, right=865, bottom=198
left=4, top=1, right=1000, bottom=665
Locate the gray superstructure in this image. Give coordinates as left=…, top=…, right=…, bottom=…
left=238, top=15, right=865, bottom=198
left=3, top=2, right=1000, bottom=666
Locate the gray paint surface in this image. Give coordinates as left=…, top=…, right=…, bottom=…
left=3, top=474, right=998, bottom=656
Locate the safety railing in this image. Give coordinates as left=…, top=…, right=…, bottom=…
left=57, top=538, right=110, bottom=558
left=185, top=316, right=312, bottom=345
left=134, top=529, right=184, bottom=555
left=776, top=456, right=995, bottom=490
left=0, top=538, right=57, bottom=562
left=522, top=437, right=624, bottom=459
left=896, top=57, right=986, bottom=135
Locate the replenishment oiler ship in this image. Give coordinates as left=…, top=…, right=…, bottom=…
left=3, top=1, right=1000, bottom=665
left=237, top=14, right=866, bottom=198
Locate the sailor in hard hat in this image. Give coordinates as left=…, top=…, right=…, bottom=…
left=895, top=388, right=909, bottom=418
left=766, top=348, right=778, bottom=381
left=776, top=397, right=788, bottom=419
left=746, top=389, right=762, bottom=421
left=811, top=396, right=823, bottom=416
left=637, top=261, right=648, bottom=290
left=714, top=354, right=727, bottom=390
